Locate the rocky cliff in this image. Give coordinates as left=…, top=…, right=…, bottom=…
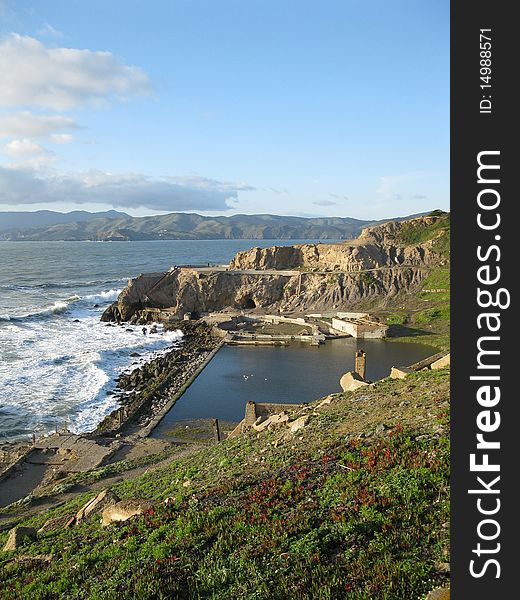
left=101, top=215, right=449, bottom=323
left=101, top=267, right=429, bottom=323
left=229, top=215, right=446, bottom=272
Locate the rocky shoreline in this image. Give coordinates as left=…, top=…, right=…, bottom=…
left=90, top=320, right=222, bottom=438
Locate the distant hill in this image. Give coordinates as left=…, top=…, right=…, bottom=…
left=0, top=210, right=129, bottom=232
left=0, top=210, right=430, bottom=241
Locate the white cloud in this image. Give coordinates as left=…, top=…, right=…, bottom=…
left=0, top=111, right=79, bottom=138
left=3, top=139, right=47, bottom=157
left=0, top=34, right=151, bottom=110
left=2, top=139, right=55, bottom=169
left=0, top=166, right=253, bottom=211
left=49, top=133, right=73, bottom=144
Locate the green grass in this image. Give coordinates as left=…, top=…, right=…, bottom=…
left=0, top=370, right=450, bottom=600
left=395, top=214, right=450, bottom=259
left=385, top=313, right=408, bottom=326
left=414, top=306, right=450, bottom=326
left=420, top=268, right=450, bottom=292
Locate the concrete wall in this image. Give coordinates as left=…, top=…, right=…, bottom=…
left=331, top=317, right=388, bottom=339
left=306, top=311, right=369, bottom=319
left=244, top=401, right=303, bottom=426
left=262, top=315, right=307, bottom=326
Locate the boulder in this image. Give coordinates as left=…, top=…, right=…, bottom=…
left=101, top=499, right=153, bottom=527
left=431, top=353, right=450, bottom=370
left=252, top=412, right=289, bottom=432
left=38, top=515, right=73, bottom=534
left=74, top=489, right=120, bottom=525
left=340, top=371, right=369, bottom=392
left=289, top=415, right=309, bottom=433
left=3, top=526, right=37, bottom=551
left=390, top=366, right=414, bottom=379
left=317, top=395, right=335, bottom=408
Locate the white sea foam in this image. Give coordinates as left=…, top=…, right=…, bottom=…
left=0, top=289, right=121, bottom=323
left=83, top=288, right=122, bottom=303
left=0, top=305, right=184, bottom=440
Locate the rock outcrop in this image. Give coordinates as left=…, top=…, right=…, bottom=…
left=101, top=499, right=153, bottom=527
left=71, top=489, right=120, bottom=526
left=3, top=526, right=37, bottom=551
left=339, top=371, right=370, bottom=392
left=101, top=215, right=448, bottom=323
left=102, top=267, right=428, bottom=323
left=230, top=216, right=445, bottom=272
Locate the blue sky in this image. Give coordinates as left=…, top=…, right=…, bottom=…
left=0, top=0, right=449, bottom=220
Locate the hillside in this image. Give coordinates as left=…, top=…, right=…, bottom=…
left=0, top=368, right=450, bottom=599
left=0, top=210, right=129, bottom=233
left=0, top=211, right=429, bottom=242
left=0, top=212, right=375, bottom=241
left=102, top=213, right=450, bottom=348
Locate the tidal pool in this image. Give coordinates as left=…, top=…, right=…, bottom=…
left=152, top=338, right=437, bottom=437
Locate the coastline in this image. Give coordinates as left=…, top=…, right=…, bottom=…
left=89, top=320, right=222, bottom=438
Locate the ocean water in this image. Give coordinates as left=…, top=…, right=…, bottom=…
left=0, top=239, right=319, bottom=442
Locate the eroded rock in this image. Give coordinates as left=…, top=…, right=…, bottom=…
left=101, top=499, right=153, bottom=527
left=340, top=371, right=370, bottom=392
left=3, top=526, right=37, bottom=552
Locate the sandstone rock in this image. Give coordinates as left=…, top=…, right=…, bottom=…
left=317, top=395, right=335, bottom=408
left=340, top=371, right=369, bottom=392
left=101, top=499, right=153, bottom=527
left=74, top=489, right=120, bottom=524
left=252, top=412, right=290, bottom=432
left=231, top=216, right=443, bottom=272
left=3, top=526, right=37, bottom=551
left=435, top=562, right=450, bottom=574
left=101, top=218, right=446, bottom=323
left=289, top=415, right=309, bottom=433
left=390, top=366, right=414, bottom=379
left=426, top=587, right=450, bottom=600
left=431, top=353, right=450, bottom=369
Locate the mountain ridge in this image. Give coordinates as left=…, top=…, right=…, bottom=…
left=0, top=210, right=429, bottom=241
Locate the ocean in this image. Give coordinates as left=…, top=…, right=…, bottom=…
left=0, top=239, right=318, bottom=442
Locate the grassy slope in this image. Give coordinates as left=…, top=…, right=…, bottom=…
left=1, top=369, right=450, bottom=600
left=367, top=213, right=451, bottom=351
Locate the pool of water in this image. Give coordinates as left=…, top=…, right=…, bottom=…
left=151, top=338, right=436, bottom=437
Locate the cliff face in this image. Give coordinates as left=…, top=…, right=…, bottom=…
left=101, top=215, right=448, bottom=323
left=102, top=266, right=429, bottom=322
left=229, top=216, right=444, bottom=272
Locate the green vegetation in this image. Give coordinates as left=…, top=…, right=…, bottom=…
left=395, top=214, right=450, bottom=259
left=0, top=370, right=450, bottom=599
left=376, top=262, right=450, bottom=352
left=414, top=306, right=450, bottom=326
left=385, top=313, right=408, bottom=326
left=359, top=272, right=380, bottom=287
left=420, top=267, right=450, bottom=293
left=50, top=450, right=176, bottom=493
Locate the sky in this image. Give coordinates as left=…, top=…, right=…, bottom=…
left=0, top=0, right=449, bottom=220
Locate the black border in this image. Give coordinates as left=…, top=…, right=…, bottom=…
left=451, top=1, right=515, bottom=595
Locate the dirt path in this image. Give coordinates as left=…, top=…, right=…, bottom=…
left=0, top=442, right=205, bottom=531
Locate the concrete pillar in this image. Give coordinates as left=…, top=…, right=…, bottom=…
left=355, top=350, right=366, bottom=380
left=245, top=400, right=257, bottom=425
left=213, top=418, right=221, bottom=442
